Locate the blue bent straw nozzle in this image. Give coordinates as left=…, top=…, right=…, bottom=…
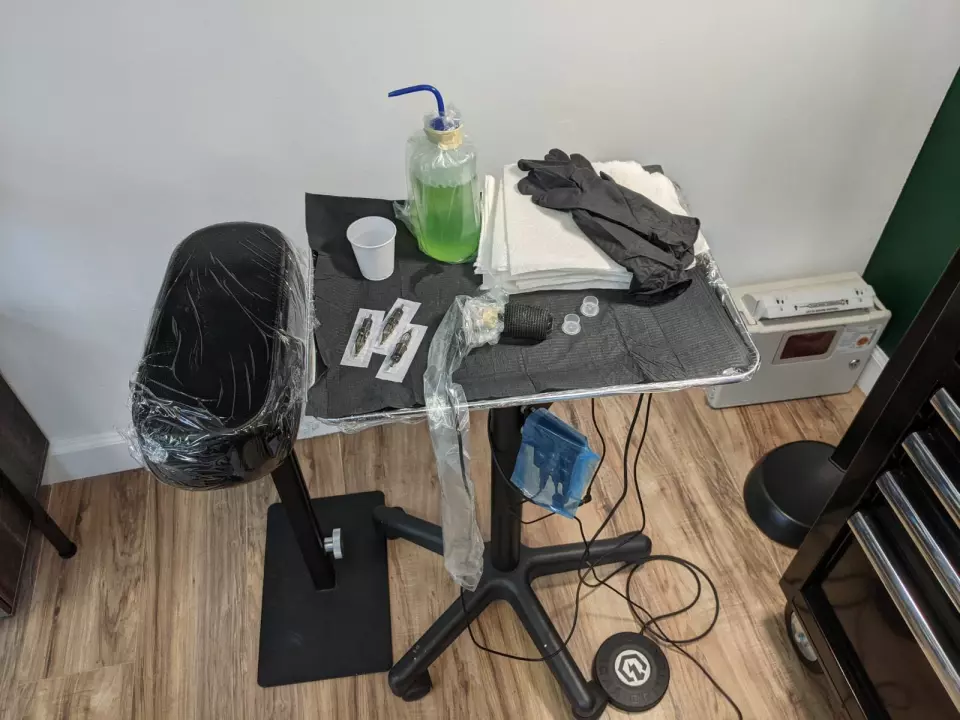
left=388, top=84, right=448, bottom=130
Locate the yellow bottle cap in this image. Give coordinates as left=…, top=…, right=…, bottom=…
left=424, top=125, right=463, bottom=150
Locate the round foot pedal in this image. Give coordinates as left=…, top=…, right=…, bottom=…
left=592, top=632, right=669, bottom=713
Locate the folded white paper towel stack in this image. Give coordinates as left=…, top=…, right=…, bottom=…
left=476, top=161, right=708, bottom=294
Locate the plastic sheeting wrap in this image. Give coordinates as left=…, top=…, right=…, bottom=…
left=393, top=106, right=482, bottom=265
left=306, top=196, right=759, bottom=431
left=424, top=289, right=506, bottom=590
left=128, top=222, right=313, bottom=491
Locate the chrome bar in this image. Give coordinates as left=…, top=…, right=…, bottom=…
left=849, top=512, right=960, bottom=710
left=878, top=470, right=960, bottom=613
left=932, top=389, right=960, bottom=442
left=904, top=432, right=960, bottom=528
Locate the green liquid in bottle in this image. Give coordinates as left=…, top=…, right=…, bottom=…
left=413, top=178, right=481, bottom=264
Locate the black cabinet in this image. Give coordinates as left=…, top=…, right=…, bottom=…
left=824, top=518, right=959, bottom=718
left=782, top=252, right=960, bottom=718
left=0, top=372, right=48, bottom=616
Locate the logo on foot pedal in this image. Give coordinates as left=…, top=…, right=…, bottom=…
left=615, top=649, right=651, bottom=687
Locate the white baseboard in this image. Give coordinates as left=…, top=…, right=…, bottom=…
left=856, top=347, right=889, bottom=395
left=43, top=418, right=339, bottom=486
left=43, top=432, right=140, bottom=485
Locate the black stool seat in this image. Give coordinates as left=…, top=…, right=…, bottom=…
left=131, top=222, right=309, bottom=490
left=743, top=440, right=843, bottom=548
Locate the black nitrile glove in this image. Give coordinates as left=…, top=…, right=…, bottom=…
left=517, top=149, right=699, bottom=302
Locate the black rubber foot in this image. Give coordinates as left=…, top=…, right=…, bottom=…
left=744, top=440, right=843, bottom=548
left=399, top=671, right=433, bottom=701
left=59, top=544, right=78, bottom=559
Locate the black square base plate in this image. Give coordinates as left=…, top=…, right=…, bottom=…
left=257, top=490, right=392, bottom=687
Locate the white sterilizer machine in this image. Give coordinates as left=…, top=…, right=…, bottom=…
left=707, top=272, right=890, bottom=409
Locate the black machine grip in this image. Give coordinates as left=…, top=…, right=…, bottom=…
left=501, top=303, right=553, bottom=344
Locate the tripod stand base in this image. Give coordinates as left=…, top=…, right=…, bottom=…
left=374, top=505, right=651, bottom=719
left=257, top=490, right=392, bottom=687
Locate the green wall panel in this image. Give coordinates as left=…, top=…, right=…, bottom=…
left=863, top=69, right=960, bottom=355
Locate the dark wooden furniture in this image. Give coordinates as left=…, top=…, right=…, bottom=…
left=0, top=373, right=50, bottom=615
left=782, top=251, right=960, bottom=718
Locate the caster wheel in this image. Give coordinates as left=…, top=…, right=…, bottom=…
left=400, top=672, right=432, bottom=701
left=380, top=508, right=406, bottom=540
left=785, top=604, right=822, bottom=674
left=572, top=680, right=609, bottom=720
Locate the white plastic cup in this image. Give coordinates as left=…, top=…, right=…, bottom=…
left=346, top=216, right=396, bottom=281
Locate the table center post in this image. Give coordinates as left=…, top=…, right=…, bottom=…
left=489, top=405, right=526, bottom=572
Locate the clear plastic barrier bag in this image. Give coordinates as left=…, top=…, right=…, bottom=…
left=509, top=409, right=599, bottom=519
left=424, top=288, right=506, bottom=590
left=390, top=85, right=481, bottom=265
left=126, top=223, right=313, bottom=491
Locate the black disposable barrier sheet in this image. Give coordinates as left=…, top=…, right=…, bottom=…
left=305, top=194, right=754, bottom=424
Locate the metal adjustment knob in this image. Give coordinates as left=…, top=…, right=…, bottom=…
left=324, top=528, right=343, bottom=560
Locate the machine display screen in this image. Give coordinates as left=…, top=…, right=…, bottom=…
left=779, top=330, right=837, bottom=360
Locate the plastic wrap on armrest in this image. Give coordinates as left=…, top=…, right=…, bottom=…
left=127, top=223, right=313, bottom=490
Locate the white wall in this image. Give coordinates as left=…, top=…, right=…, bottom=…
left=2, top=1, right=959, bottom=480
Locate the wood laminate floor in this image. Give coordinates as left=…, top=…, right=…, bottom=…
left=0, top=390, right=860, bottom=719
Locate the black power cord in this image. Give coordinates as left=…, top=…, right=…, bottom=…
left=467, top=395, right=744, bottom=719
left=579, top=397, right=608, bottom=506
